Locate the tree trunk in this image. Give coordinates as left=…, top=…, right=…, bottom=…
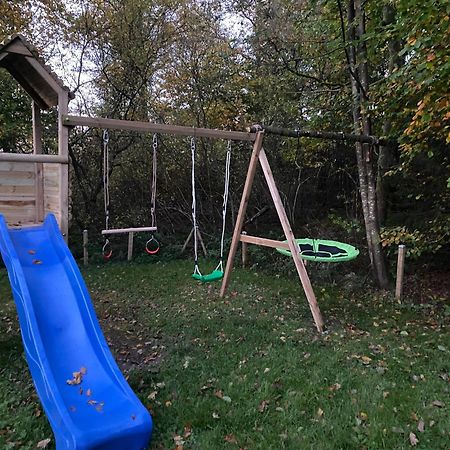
left=347, top=0, right=390, bottom=289
left=377, top=4, right=404, bottom=223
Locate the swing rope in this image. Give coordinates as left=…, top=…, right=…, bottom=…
left=145, top=134, right=160, bottom=255
left=191, top=137, right=231, bottom=281
left=102, top=130, right=112, bottom=260
left=191, top=137, right=202, bottom=276
left=216, top=140, right=232, bottom=272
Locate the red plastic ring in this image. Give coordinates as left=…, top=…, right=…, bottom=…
left=103, top=249, right=112, bottom=261
left=145, top=238, right=160, bottom=255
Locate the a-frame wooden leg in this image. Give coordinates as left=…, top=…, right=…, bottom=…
left=220, top=132, right=265, bottom=297
left=259, top=148, right=324, bottom=332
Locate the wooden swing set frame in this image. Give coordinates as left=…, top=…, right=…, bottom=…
left=64, top=115, right=325, bottom=332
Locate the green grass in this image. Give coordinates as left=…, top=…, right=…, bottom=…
left=0, top=259, right=449, bottom=449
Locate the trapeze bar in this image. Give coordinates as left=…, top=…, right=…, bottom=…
left=0, top=153, right=68, bottom=164
left=102, top=226, right=157, bottom=235
left=63, top=115, right=256, bottom=142
left=251, top=124, right=385, bottom=145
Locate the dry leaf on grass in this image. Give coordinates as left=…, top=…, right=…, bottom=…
left=37, top=438, right=51, bottom=448
left=258, top=400, right=269, bottom=413
left=224, top=434, right=238, bottom=444
left=431, top=400, right=445, bottom=408
left=409, top=432, right=419, bottom=446
left=418, top=420, right=425, bottom=433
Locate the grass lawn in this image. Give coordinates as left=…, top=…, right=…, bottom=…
left=0, top=258, right=449, bottom=449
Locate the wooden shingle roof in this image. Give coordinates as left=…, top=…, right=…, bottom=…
left=0, top=34, right=74, bottom=109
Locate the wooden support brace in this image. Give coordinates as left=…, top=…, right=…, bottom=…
left=258, top=148, right=324, bottom=332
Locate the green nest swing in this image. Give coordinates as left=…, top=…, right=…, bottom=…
left=277, top=238, right=359, bottom=262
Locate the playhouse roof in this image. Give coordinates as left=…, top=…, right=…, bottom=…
left=0, top=34, right=74, bottom=109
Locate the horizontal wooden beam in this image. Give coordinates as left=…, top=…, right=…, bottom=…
left=64, top=115, right=257, bottom=142
left=0, top=153, right=68, bottom=164
left=251, top=124, right=388, bottom=146
left=102, top=226, right=157, bottom=235
left=240, top=234, right=290, bottom=250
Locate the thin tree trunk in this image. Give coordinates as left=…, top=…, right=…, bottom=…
left=377, top=4, right=404, bottom=223
left=347, top=0, right=390, bottom=289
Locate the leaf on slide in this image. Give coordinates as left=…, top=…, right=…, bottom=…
left=32, top=259, right=43, bottom=265
left=28, top=250, right=36, bottom=255
left=66, top=367, right=87, bottom=385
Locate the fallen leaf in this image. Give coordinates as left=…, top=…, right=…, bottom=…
left=329, top=383, right=342, bottom=391
left=214, top=390, right=223, bottom=399
left=258, top=400, right=269, bottom=413
left=147, top=391, right=157, bottom=400
left=222, top=395, right=232, bottom=403
left=28, top=250, right=36, bottom=255
left=37, top=438, right=51, bottom=448
left=409, top=432, right=419, bottom=446
left=96, top=403, right=104, bottom=413
left=361, top=356, right=372, bottom=365
left=418, top=420, right=425, bottom=433
left=431, top=400, right=445, bottom=408
left=317, top=407, right=324, bottom=418
left=173, top=435, right=185, bottom=447
left=224, top=434, right=238, bottom=444
left=212, top=411, right=220, bottom=419
left=32, top=259, right=43, bottom=265
left=86, top=389, right=92, bottom=397
left=183, top=425, right=192, bottom=439
left=410, top=412, right=418, bottom=421
left=359, top=411, right=368, bottom=421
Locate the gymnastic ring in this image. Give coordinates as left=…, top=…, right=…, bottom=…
left=102, top=240, right=112, bottom=261
left=145, top=236, right=160, bottom=255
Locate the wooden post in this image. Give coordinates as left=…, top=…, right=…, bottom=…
left=127, top=231, right=134, bottom=261
left=258, top=148, right=324, bottom=332
left=32, top=101, right=44, bottom=223
left=220, top=132, right=265, bottom=297
left=83, top=229, right=88, bottom=266
left=395, top=244, right=406, bottom=301
left=58, top=91, right=69, bottom=241
left=241, top=230, right=248, bottom=268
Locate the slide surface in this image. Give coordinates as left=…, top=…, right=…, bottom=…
left=0, top=214, right=152, bottom=450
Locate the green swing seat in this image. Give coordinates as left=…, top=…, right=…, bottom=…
left=192, top=269, right=224, bottom=282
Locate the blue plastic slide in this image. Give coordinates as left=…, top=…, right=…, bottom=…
left=0, top=214, right=152, bottom=449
